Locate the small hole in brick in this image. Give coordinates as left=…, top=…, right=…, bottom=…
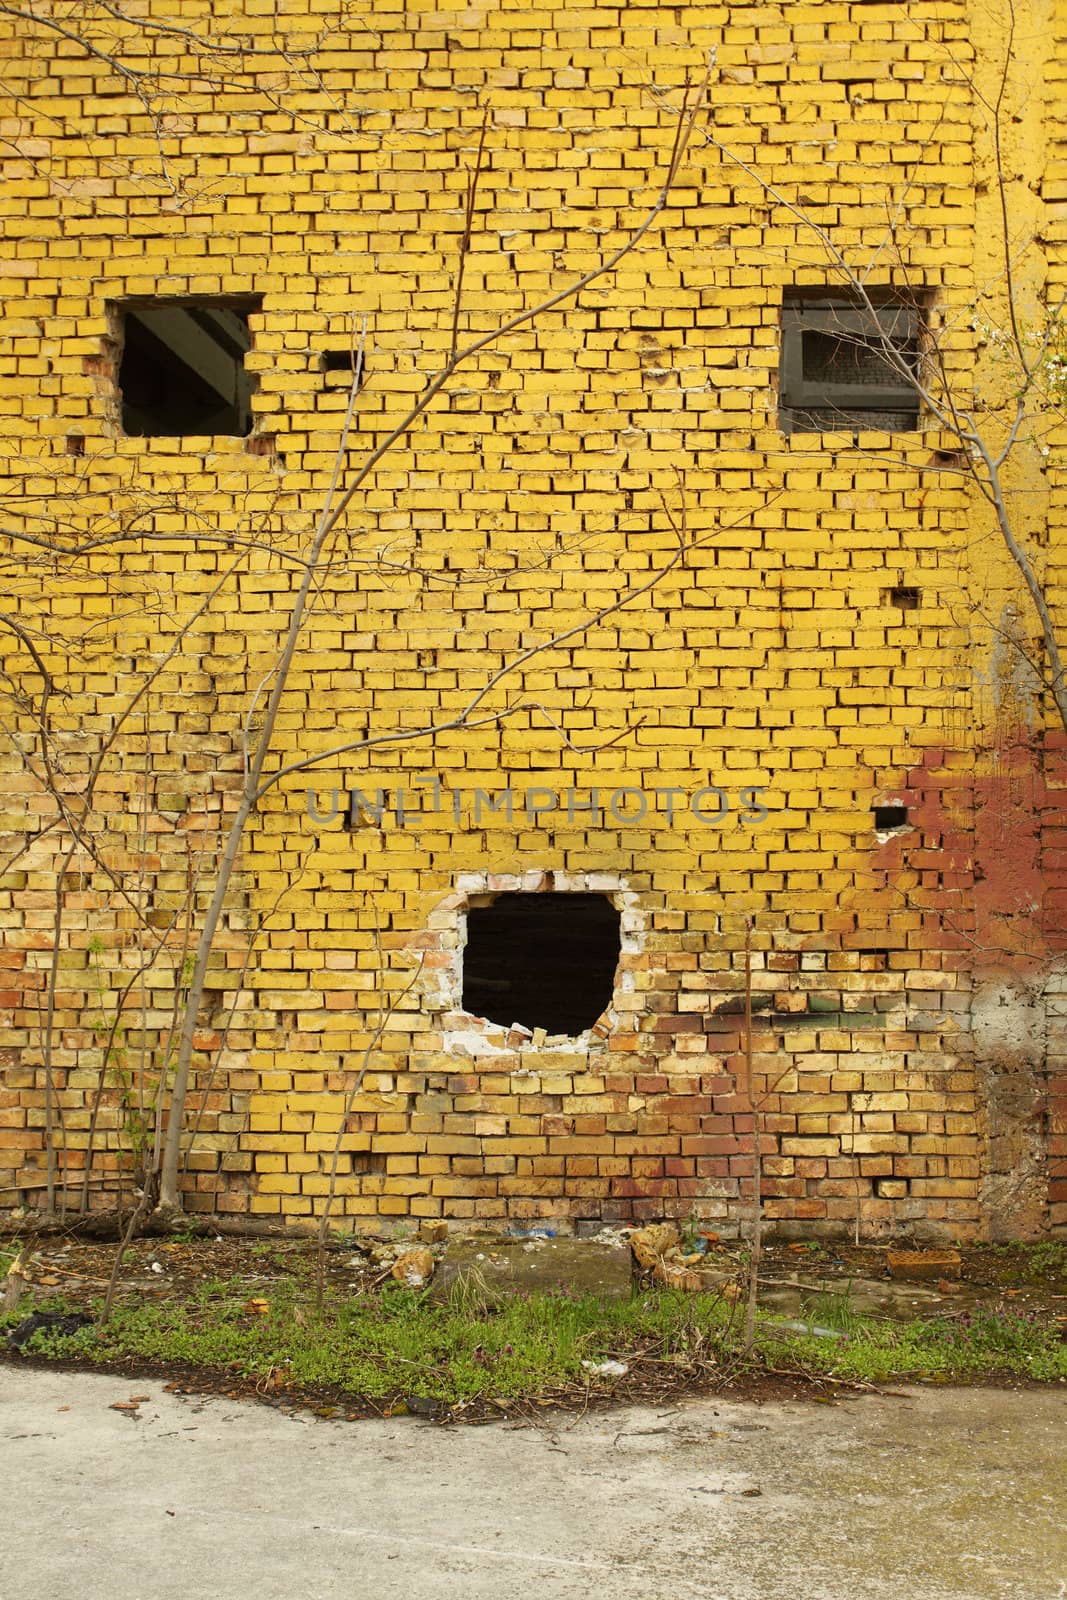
left=350, top=1151, right=387, bottom=1177
left=888, top=585, right=920, bottom=610
left=462, top=892, right=620, bottom=1036
left=873, top=805, right=909, bottom=830
left=321, top=349, right=365, bottom=378
left=861, top=948, right=891, bottom=971
left=65, top=434, right=85, bottom=456
left=344, top=791, right=385, bottom=833
left=929, top=448, right=968, bottom=470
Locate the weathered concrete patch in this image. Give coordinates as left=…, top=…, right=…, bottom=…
left=973, top=976, right=1048, bottom=1238
left=434, top=1235, right=632, bottom=1303
left=757, top=1275, right=970, bottom=1323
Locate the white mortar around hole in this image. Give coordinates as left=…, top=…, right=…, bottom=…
left=421, top=870, right=644, bottom=1059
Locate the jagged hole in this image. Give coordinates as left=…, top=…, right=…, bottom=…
left=462, top=892, right=620, bottom=1036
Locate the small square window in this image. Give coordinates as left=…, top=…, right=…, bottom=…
left=115, top=297, right=261, bottom=437
left=779, top=290, right=923, bottom=435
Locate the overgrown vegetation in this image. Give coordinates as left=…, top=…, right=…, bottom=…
left=3, top=1268, right=1065, bottom=1410
left=783, top=1292, right=1067, bottom=1385
left=986, top=1239, right=1067, bottom=1283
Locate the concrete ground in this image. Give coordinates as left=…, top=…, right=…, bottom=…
left=3, top=1368, right=1065, bottom=1600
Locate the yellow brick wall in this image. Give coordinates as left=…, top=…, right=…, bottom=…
left=1, top=0, right=1065, bottom=1237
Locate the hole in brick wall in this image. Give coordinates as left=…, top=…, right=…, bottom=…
left=320, top=348, right=365, bottom=376
left=350, top=1151, right=387, bottom=1177
left=344, top=790, right=385, bottom=833
left=887, top=585, right=920, bottom=610
left=872, top=805, right=909, bottom=830
left=928, top=448, right=968, bottom=471
left=860, top=948, right=891, bottom=971
left=115, top=297, right=261, bottom=436
left=462, top=892, right=620, bottom=1036
left=65, top=433, right=85, bottom=456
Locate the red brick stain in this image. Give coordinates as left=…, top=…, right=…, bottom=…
left=875, top=730, right=1067, bottom=1224
left=873, top=731, right=1067, bottom=972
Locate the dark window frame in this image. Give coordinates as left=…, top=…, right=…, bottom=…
left=778, top=292, right=924, bottom=435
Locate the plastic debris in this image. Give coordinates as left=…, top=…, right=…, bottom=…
left=763, top=1318, right=845, bottom=1341
left=7, top=1310, right=93, bottom=1350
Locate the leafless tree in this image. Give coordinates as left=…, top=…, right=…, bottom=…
left=659, top=20, right=1067, bottom=734
left=0, top=16, right=715, bottom=1223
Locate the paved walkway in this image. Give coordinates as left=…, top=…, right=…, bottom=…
left=3, top=1367, right=1064, bottom=1599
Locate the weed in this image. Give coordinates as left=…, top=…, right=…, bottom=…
left=678, top=1213, right=704, bottom=1254
left=169, top=1223, right=208, bottom=1245
left=765, top=1299, right=1067, bottom=1385
left=797, top=1284, right=866, bottom=1337
left=3, top=1272, right=1065, bottom=1403
left=1025, top=1240, right=1067, bottom=1280
left=987, top=1240, right=1067, bottom=1285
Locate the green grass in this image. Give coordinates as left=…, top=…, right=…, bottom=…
left=769, top=1298, right=1067, bottom=1384
left=3, top=1275, right=1066, bottom=1404
left=986, top=1239, right=1067, bottom=1284
left=0, top=1279, right=735, bottom=1402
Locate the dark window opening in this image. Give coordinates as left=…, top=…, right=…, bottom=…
left=779, top=290, right=923, bottom=434
left=462, top=892, right=620, bottom=1036
left=116, top=298, right=260, bottom=436
left=873, top=805, right=909, bottom=830
left=888, top=585, right=921, bottom=610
